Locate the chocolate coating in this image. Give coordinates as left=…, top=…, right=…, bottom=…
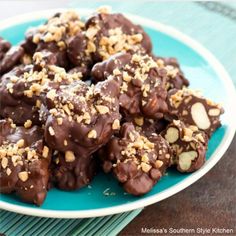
left=43, top=77, right=121, bottom=158
left=0, top=65, right=39, bottom=125
left=166, top=88, right=224, bottom=136
left=92, top=53, right=169, bottom=119
left=162, top=120, right=208, bottom=172
left=0, top=119, right=51, bottom=205
left=51, top=152, right=97, bottom=190
left=123, top=116, right=169, bottom=137
left=99, top=122, right=171, bottom=195
left=0, top=37, right=11, bottom=60
left=0, top=37, right=24, bottom=75
left=0, top=8, right=225, bottom=205
left=66, top=32, right=93, bottom=75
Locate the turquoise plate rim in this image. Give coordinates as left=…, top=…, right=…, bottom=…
left=0, top=8, right=236, bottom=218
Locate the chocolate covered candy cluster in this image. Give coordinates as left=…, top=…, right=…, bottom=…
left=0, top=119, right=51, bottom=205
left=99, top=122, right=171, bottom=195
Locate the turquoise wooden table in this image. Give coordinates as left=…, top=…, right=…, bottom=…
left=0, top=1, right=235, bottom=235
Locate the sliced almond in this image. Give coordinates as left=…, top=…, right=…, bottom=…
left=191, top=102, right=210, bottom=130
left=208, top=108, right=220, bottom=116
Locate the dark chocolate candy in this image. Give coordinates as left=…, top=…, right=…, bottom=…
left=0, top=37, right=24, bottom=75
left=166, top=88, right=224, bottom=136
left=43, top=77, right=121, bottom=158
left=99, top=122, right=171, bottom=195
left=0, top=119, right=51, bottom=205
left=92, top=52, right=168, bottom=119
left=21, top=11, right=85, bottom=69
left=66, top=32, right=93, bottom=75
left=162, top=120, right=208, bottom=172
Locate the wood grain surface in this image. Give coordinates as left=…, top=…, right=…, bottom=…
left=120, top=135, right=236, bottom=236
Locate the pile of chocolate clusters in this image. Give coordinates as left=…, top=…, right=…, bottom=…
left=0, top=8, right=224, bottom=205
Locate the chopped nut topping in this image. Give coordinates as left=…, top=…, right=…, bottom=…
left=165, top=65, right=179, bottom=78
left=57, top=117, right=63, bottom=125
left=134, top=117, right=144, bottom=126
left=16, top=139, right=25, bottom=148
left=87, top=41, right=96, bottom=53
left=121, top=129, right=155, bottom=161
left=42, top=146, right=49, bottom=158
left=18, top=171, right=29, bottom=182
left=98, top=28, right=144, bottom=60
left=120, top=82, right=128, bottom=93
left=95, top=105, right=109, bottom=114
left=208, top=108, right=220, bottom=116
left=24, top=120, right=32, bottom=128
left=86, top=27, right=99, bottom=39
left=1, top=157, right=8, bottom=169
left=65, top=151, right=75, bottom=162
left=6, top=168, right=12, bottom=176
left=88, top=130, right=97, bottom=139
left=183, top=127, right=193, bottom=141
left=141, top=154, right=149, bottom=163
left=113, top=68, right=121, bottom=75
left=0, top=149, right=7, bottom=158
left=141, top=162, right=152, bottom=173
left=10, top=123, right=16, bottom=129
left=189, top=125, right=198, bottom=132
left=195, top=133, right=205, bottom=143
left=165, top=154, right=171, bottom=159
left=47, top=89, right=57, bottom=100
left=24, top=90, right=33, bottom=98
left=122, top=71, right=132, bottom=82
left=36, top=100, right=42, bottom=108
left=96, top=5, right=111, bottom=14
left=64, top=140, right=68, bottom=146
left=169, top=88, right=201, bottom=108
left=173, top=120, right=181, bottom=126
left=112, top=119, right=120, bottom=130
left=33, top=11, right=84, bottom=44
left=48, top=126, right=55, bottom=136
left=155, top=160, right=163, bottom=168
